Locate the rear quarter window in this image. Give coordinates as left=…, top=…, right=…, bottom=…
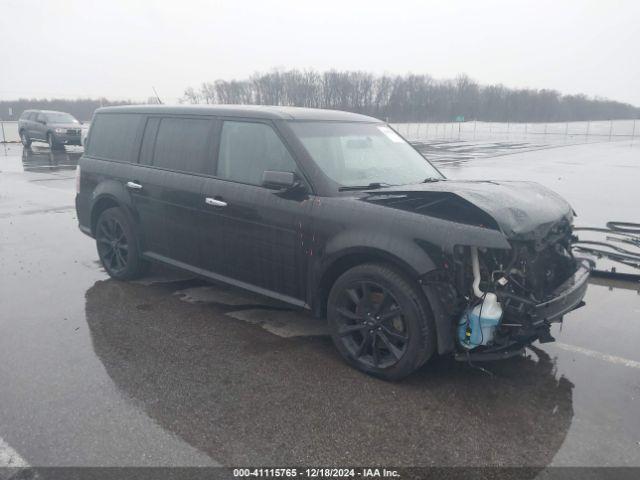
left=86, top=114, right=143, bottom=162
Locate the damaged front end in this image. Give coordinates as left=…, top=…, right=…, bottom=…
left=368, top=178, right=592, bottom=361
left=422, top=218, right=591, bottom=361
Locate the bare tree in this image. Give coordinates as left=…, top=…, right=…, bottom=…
left=177, top=69, right=640, bottom=122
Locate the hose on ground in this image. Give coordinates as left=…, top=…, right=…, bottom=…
left=606, top=221, right=640, bottom=234
left=572, top=221, right=640, bottom=271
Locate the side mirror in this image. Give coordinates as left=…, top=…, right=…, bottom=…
left=38, top=119, right=46, bottom=125
left=262, top=170, right=297, bottom=190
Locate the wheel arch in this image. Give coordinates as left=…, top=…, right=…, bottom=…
left=89, top=180, right=139, bottom=233
left=90, top=194, right=121, bottom=235
left=311, top=246, right=434, bottom=319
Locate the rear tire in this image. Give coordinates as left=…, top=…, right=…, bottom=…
left=327, top=263, right=436, bottom=381
left=95, top=207, right=149, bottom=280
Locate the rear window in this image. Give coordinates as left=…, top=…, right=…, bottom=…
left=151, top=117, right=214, bottom=174
left=86, top=114, right=143, bottom=162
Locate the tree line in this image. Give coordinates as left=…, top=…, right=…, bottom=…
left=182, top=70, right=640, bottom=122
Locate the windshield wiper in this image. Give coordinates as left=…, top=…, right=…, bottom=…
left=338, top=182, right=395, bottom=191
left=422, top=177, right=443, bottom=183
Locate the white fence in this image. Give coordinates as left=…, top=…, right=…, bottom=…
left=391, top=119, right=639, bottom=144
left=0, top=121, right=19, bottom=142
left=3, top=118, right=638, bottom=145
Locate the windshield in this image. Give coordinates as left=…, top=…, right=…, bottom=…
left=45, top=112, right=79, bottom=124
left=289, top=121, right=443, bottom=188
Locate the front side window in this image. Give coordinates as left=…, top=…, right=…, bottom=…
left=216, top=121, right=297, bottom=186
left=289, top=121, right=442, bottom=188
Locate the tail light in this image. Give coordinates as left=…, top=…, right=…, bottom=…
left=75, top=165, right=81, bottom=194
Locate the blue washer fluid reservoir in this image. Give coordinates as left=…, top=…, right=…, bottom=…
left=457, top=293, right=503, bottom=349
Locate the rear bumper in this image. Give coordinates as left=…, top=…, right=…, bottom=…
left=75, top=194, right=93, bottom=238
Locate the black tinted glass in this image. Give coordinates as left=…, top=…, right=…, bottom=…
left=139, top=117, right=160, bottom=166
left=217, top=121, right=296, bottom=185
left=152, top=117, right=213, bottom=174
left=86, top=114, right=142, bottom=162
left=45, top=112, right=78, bottom=123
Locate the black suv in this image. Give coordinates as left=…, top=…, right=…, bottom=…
left=75, top=105, right=590, bottom=379
left=18, top=109, right=83, bottom=149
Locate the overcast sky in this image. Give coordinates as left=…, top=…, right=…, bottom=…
left=1, top=0, right=638, bottom=105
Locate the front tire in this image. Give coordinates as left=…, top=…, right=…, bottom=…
left=327, top=263, right=436, bottom=381
left=20, top=130, right=32, bottom=147
left=47, top=132, right=64, bottom=150
left=95, top=207, right=149, bottom=280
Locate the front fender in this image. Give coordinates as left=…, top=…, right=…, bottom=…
left=321, top=230, right=437, bottom=278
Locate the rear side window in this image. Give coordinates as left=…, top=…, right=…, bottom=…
left=217, top=121, right=297, bottom=185
left=87, top=114, right=142, bottom=162
left=151, top=117, right=214, bottom=174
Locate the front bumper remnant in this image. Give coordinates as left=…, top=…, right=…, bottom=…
left=498, top=258, right=591, bottom=325
left=454, top=258, right=591, bottom=362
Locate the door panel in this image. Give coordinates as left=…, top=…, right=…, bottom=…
left=127, top=164, right=170, bottom=257
left=148, top=116, right=217, bottom=267
left=163, top=171, right=206, bottom=266
left=200, top=119, right=312, bottom=301
left=200, top=179, right=311, bottom=300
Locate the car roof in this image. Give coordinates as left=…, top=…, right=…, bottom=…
left=24, top=110, right=73, bottom=115
left=94, top=104, right=381, bottom=122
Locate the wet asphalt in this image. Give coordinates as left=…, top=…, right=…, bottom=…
left=0, top=141, right=639, bottom=468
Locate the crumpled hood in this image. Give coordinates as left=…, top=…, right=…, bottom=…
left=364, top=180, right=574, bottom=241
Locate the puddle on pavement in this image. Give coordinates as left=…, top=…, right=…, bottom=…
left=83, top=277, right=576, bottom=466
left=1, top=143, right=82, bottom=172
left=225, top=308, right=328, bottom=337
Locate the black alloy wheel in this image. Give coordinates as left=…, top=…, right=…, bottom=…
left=95, top=207, right=148, bottom=280
left=328, top=263, right=436, bottom=380
left=334, top=280, right=409, bottom=369
left=97, top=214, right=129, bottom=275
